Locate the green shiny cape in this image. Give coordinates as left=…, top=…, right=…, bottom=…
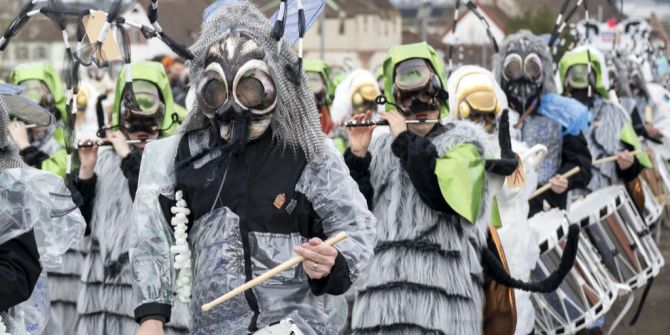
left=620, top=122, right=653, bottom=168
left=434, top=143, right=485, bottom=224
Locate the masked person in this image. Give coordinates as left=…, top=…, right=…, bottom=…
left=0, top=84, right=85, bottom=335
left=7, top=63, right=69, bottom=177
left=304, top=59, right=336, bottom=136
left=73, top=61, right=187, bottom=335
left=330, top=70, right=382, bottom=154
left=347, top=41, right=583, bottom=335
left=559, top=47, right=651, bottom=194
left=493, top=31, right=593, bottom=216
left=131, top=2, right=375, bottom=335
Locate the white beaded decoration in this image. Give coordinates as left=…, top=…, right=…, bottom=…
left=0, top=314, right=9, bottom=335
left=170, top=190, right=193, bottom=303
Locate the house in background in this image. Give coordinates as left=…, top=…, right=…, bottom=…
left=257, top=0, right=402, bottom=71
left=0, top=0, right=207, bottom=78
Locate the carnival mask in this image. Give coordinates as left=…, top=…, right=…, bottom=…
left=500, top=38, right=544, bottom=113
left=197, top=32, right=277, bottom=143
left=393, top=58, right=446, bottom=115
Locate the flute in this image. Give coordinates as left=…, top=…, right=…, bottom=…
left=77, top=139, right=155, bottom=148
left=344, top=119, right=440, bottom=127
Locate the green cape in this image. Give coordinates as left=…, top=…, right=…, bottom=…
left=434, top=143, right=486, bottom=224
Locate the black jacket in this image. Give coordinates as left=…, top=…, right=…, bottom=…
left=0, top=230, right=42, bottom=311
left=528, top=132, right=593, bottom=217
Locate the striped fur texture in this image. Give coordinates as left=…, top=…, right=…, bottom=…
left=352, top=121, right=496, bottom=335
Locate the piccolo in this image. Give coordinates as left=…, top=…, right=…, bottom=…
left=77, top=139, right=155, bottom=148
left=344, top=119, right=440, bottom=127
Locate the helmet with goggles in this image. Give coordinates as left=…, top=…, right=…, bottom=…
left=558, top=47, right=609, bottom=98
left=448, top=66, right=506, bottom=133
left=112, top=61, right=185, bottom=136
left=10, top=63, right=67, bottom=121
left=303, top=59, right=334, bottom=108
left=382, top=42, right=449, bottom=117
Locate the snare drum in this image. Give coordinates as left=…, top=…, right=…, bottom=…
left=528, top=209, right=618, bottom=334
left=253, top=319, right=304, bottom=335
left=568, top=186, right=662, bottom=289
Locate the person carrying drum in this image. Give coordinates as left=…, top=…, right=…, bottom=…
left=345, top=41, right=581, bottom=335
left=74, top=61, right=187, bottom=335
left=493, top=30, right=593, bottom=217
left=130, top=2, right=375, bottom=334
left=558, top=47, right=652, bottom=194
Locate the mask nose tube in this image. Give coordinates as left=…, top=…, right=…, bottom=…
left=216, top=102, right=252, bottom=155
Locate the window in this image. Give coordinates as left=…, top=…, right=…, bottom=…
left=15, top=46, right=28, bottom=60
left=34, top=45, right=47, bottom=60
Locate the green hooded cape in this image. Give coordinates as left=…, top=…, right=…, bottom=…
left=112, top=61, right=186, bottom=136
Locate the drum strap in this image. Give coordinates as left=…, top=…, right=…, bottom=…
left=482, top=224, right=580, bottom=293
left=629, top=277, right=655, bottom=326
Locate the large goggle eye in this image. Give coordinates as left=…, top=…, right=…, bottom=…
left=565, top=64, right=591, bottom=89
left=234, top=61, right=277, bottom=114
left=524, top=54, right=543, bottom=81
left=198, top=62, right=229, bottom=110
left=502, top=53, right=523, bottom=81
left=394, top=58, right=433, bottom=92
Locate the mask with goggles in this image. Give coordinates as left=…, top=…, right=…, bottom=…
left=392, top=58, right=447, bottom=115
left=197, top=34, right=277, bottom=143
left=500, top=47, right=544, bottom=113
left=564, top=64, right=596, bottom=105
left=119, top=80, right=165, bottom=134
left=19, top=79, right=56, bottom=116
left=306, top=71, right=328, bottom=109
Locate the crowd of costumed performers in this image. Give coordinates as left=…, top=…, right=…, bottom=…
left=2, top=0, right=670, bottom=335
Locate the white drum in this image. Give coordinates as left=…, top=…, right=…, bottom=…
left=253, top=319, right=304, bottom=335
left=528, top=209, right=618, bottom=334
left=568, top=186, right=663, bottom=289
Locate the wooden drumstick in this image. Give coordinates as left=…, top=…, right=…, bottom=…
left=592, top=150, right=641, bottom=165
left=201, top=232, right=349, bottom=312
left=529, top=166, right=581, bottom=200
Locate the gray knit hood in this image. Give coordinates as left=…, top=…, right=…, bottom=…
left=183, top=1, right=324, bottom=161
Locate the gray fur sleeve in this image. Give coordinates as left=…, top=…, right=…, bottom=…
left=296, top=141, right=377, bottom=284
left=129, top=138, right=180, bottom=308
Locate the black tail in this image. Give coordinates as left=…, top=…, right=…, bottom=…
left=484, top=224, right=580, bottom=293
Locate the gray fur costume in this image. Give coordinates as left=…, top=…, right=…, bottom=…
left=351, top=121, right=497, bottom=335
left=76, top=149, right=189, bottom=335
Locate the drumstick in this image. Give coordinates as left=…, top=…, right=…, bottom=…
left=201, top=232, right=348, bottom=312
left=529, top=166, right=581, bottom=200
left=592, top=150, right=641, bottom=165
